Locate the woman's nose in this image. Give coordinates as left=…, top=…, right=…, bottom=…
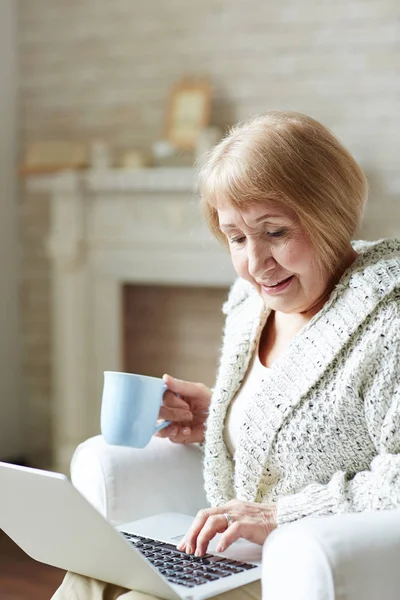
left=247, top=242, right=273, bottom=278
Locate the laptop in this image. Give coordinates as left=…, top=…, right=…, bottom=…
left=0, top=462, right=262, bottom=600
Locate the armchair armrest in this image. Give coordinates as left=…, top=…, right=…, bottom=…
left=70, top=435, right=208, bottom=526
left=71, top=437, right=400, bottom=599
left=262, top=508, right=400, bottom=600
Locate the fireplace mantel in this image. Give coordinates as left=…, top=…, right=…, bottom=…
left=28, top=168, right=235, bottom=473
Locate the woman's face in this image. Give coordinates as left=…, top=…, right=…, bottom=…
left=217, top=200, right=333, bottom=315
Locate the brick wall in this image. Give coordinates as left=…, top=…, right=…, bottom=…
left=19, top=0, right=400, bottom=464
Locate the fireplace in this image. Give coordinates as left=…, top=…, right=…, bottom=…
left=123, top=284, right=227, bottom=387
left=31, top=168, right=235, bottom=473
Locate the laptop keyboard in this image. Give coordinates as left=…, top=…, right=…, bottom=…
left=121, top=532, right=257, bottom=588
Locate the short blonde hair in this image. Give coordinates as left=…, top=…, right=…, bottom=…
left=198, top=111, right=368, bottom=273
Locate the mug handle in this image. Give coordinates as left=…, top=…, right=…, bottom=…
left=154, top=382, right=171, bottom=432
left=154, top=419, right=171, bottom=432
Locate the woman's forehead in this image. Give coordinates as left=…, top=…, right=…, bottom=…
left=216, top=200, right=291, bottom=225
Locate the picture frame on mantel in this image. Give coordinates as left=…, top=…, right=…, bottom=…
left=165, top=78, right=211, bottom=150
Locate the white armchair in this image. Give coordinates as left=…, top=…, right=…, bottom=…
left=71, top=435, right=400, bottom=600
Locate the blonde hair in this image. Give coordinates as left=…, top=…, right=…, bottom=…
left=198, top=111, right=368, bottom=273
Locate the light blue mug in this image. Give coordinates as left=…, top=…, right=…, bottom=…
left=100, top=371, right=171, bottom=449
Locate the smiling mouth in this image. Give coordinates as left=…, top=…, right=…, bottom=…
left=262, top=276, right=293, bottom=288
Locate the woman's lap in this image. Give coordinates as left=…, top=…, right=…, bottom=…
left=52, top=573, right=261, bottom=600
left=51, top=574, right=150, bottom=600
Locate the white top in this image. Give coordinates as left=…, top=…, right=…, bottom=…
left=224, top=342, right=271, bottom=457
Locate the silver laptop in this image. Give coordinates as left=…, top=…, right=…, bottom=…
left=0, top=462, right=261, bottom=600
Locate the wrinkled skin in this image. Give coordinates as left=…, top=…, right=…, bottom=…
left=177, top=500, right=277, bottom=556
left=156, top=374, right=211, bottom=445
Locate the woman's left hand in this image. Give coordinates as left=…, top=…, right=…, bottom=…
left=177, top=500, right=277, bottom=556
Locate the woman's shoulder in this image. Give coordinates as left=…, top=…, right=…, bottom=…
left=352, top=237, right=400, bottom=266
left=347, top=239, right=400, bottom=342
left=316, top=239, right=400, bottom=351
left=348, top=238, right=400, bottom=297
left=222, top=277, right=258, bottom=315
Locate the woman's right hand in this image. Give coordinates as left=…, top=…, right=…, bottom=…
left=156, top=374, right=212, bottom=445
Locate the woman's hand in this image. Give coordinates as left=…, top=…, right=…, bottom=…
left=155, top=374, right=212, bottom=445
left=177, top=500, right=277, bottom=556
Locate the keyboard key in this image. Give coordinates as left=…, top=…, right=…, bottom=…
left=119, top=530, right=257, bottom=587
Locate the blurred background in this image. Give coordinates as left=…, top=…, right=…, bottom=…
left=1, top=0, right=399, bottom=473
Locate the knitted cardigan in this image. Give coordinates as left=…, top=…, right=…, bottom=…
left=203, top=239, right=400, bottom=526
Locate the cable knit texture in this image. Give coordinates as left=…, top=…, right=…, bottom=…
left=203, top=239, right=400, bottom=525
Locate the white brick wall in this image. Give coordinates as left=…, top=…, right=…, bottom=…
left=19, top=0, right=400, bottom=463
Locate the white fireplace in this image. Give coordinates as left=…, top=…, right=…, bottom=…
left=28, top=168, right=235, bottom=474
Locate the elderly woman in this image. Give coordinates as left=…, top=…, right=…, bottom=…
left=53, top=111, right=400, bottom=599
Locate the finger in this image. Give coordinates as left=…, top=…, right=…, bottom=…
left=168, top=426, right=192, bottom=444
left=159, top=390, right=193, bottom=421
left=170, top=423, right=206, bottom=445
left=154, top=424, right=191, bottom=442
left=163, top=373, right=201, bottom=398
left=176, top=507, right=221, bottom=554
left=195, top=514, right=228, bottom=556
left=162, top=389, right=190, bottom=410
left=159, top=390, right=192, bottom=422
left=176, top=510, right=209, bottom=553
left=154, top=424, right=178, bottom=439
left=216, top=521, right=243, bottom=553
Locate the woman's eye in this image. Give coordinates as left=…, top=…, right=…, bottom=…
left=230, top=236, right=246, bottom=245
left=267, top=229, right=286, bottom=239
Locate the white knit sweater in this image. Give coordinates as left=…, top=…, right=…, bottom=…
left=203, top=239, right=400, bottom=526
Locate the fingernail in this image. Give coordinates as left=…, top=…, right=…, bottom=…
left=170, top=428, right=178, bottom=436
left=216, top=544, right=224, bottom=553
left=182, top=427, right=190, bottom=436
left=186, top=545, right=193, bottom=554
left=183, top=413, right=192, bottom=420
